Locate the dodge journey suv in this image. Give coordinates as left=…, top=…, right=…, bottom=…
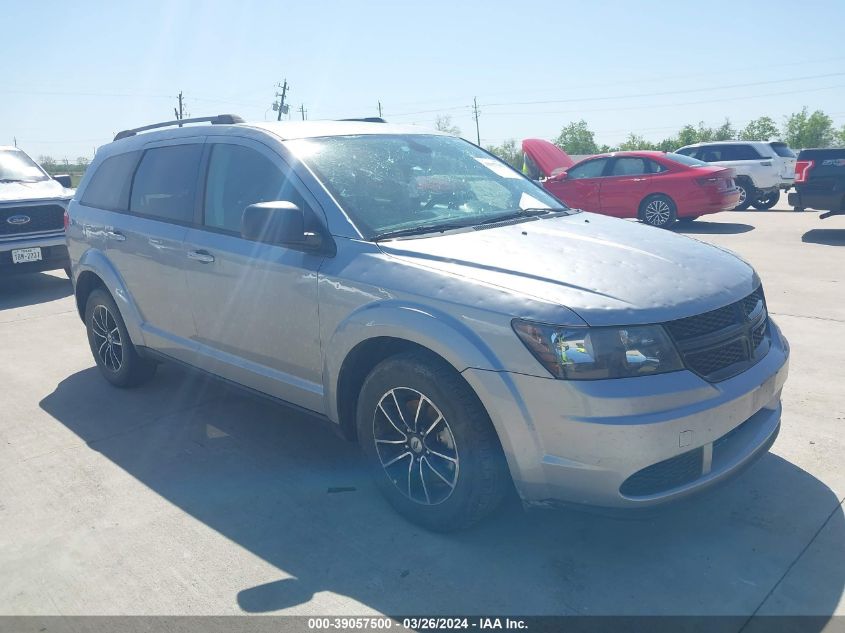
left=67, top=115, right=790, bottom=531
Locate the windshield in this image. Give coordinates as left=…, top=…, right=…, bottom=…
left=0, top=149, right=49, bottom=182
left=286, top=134, right=571, bottom=239
left=665, top=152, right=708, bottom=167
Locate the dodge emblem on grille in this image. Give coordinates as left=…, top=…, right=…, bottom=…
left=6, top=214, right=31, bottom=225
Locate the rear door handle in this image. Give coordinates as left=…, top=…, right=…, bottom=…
left=104, top=230, right=126, bottom=242
left=187, top=250, right=215, bottom=264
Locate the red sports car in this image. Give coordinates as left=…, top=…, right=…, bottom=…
left=522, top=139, right=740, bottom=228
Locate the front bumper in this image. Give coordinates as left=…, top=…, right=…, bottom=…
left=463, top=320, right=789, bottom=508
left=0, top=232, right=69, bottom=275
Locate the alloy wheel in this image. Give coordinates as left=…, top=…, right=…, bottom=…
left=372, top=387, right=459, bottom=505
left=644, top=199, right=672, bottom=226
left=91, top=304, right=123, bottom=372
left=737, top=186, right=747, bottom=205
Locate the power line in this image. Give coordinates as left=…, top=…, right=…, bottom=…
left=386, top=72, right=845, bottom=118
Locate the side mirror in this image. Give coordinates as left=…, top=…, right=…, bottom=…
left=549, top=170, right=568, bottom=182
left=241, top=201, right=322, bottom=249
left=53, top=174, right=72, bottom=188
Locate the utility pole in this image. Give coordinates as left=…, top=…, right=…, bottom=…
left=13, top=137, right=17, bottom=148
left=378, top=101, right=383, bottom=118
left=274, top=80, right=289, bottom=121
left=472, top=97, right=481, bottom=146
left=298, top=104, right=307, bottom=120
left=174, top=91, right=188, bottom=126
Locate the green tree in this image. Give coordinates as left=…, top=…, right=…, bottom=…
left=783, top=107, right=836, bottom=149
left=713, top=118, right=736, bottom=141
left=618, top=134, right=658, bottom=151
left=38, top=155, right=56, bottom=170
left=75, top=156, right=90, bottom=168
left=485, top=139, right=523, bottom=171
left=554, top=120, right=598, bottom=154
left=434, top=114, right=461, bottom=136
left=676, top=124, right=699, bottom=148
left=739, top=116, right=780, bottom=141
left=838, top=124, right=845, bottom=148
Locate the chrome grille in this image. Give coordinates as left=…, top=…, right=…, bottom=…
left=664, top=287, right=771, bottom=382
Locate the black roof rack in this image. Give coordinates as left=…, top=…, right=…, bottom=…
left=114, top=114, right=245, bottom=141
left=336, top=117, right=386, bottom=123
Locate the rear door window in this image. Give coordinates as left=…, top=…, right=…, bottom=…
left=81, top=151, right=140, bottom=211
left=129, top=144, right=203, bottom=223
left=609, top=157, right=648, bottom=176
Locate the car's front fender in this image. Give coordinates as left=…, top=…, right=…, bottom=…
left=322, top=299, right=505, bottom=424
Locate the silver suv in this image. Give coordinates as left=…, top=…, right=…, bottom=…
left=67, top=116, right=790, bottom=530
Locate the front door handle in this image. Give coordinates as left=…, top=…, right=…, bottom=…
left=104, top=230, right=126, bottom=242
left=187, top=250, right=215, bottom=264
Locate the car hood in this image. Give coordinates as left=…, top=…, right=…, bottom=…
left=522, top=138, right=574, bottom=177
left=377, top=213, right=758, bottom=326
left=0, top=178, right=73, bottom=203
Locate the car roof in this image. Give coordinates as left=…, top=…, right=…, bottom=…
left=245, top=120, right=445, bottom=140
left=584, top=150, right=668, bottom=160
left=679, top=141, right=769, bottom=148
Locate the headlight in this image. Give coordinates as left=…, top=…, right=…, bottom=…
left=512, top=319, right=683, bottom=380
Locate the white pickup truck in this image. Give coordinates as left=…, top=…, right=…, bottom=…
left=675, top=141, right=796, bottom=210
left=0, top=147, right=74, bottom=278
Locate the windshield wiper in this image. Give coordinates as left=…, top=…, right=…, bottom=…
left=372, top=222, right=473, bottom=241
left=473, top=207, right=565, bottom=226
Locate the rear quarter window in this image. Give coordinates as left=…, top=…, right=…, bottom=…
left=80, top=151, right=140, bottom=211
left=770, top=143, right=796, bottom=158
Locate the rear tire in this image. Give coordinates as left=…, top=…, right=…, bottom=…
left=356, top=351, right=510, bottom=531
left=85, top=288, right=157, bottom=388
left=639, top=194, right=677, bottom=228
left=751, top=191, right=779, bottom=210
left=734, top=181, right=753, bottom=210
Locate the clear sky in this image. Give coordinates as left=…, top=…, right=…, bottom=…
left=3, top=0, right=844, bottom=161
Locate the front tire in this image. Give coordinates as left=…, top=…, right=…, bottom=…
left=356, top=351, right=510, bottom=531
left=85, top=288, right=156, bottom=388
left=639, top=194, right=677, bottom=228
left=751, top=191, right=779, bottom=210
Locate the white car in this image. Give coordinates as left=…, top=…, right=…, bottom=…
left=675, top=141, right=796, bottom=210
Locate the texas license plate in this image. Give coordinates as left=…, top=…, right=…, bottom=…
left=11, top=247, right=42, bottom=264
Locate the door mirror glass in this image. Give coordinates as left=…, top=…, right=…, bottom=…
left=241, top=201, right=321, bottom=248
left=550, top=169, right=568, bottom=181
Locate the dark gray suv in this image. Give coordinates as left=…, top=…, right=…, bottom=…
left=67, top=115, right=789, bottom=530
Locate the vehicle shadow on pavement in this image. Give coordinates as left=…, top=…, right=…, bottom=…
left=0, top=272, right=71, bottom=310
left=40, top=364, right=844, bottom=620
left=802, top=229, right=845, bottom=246
left=672, top=222, right=754, bottom=235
